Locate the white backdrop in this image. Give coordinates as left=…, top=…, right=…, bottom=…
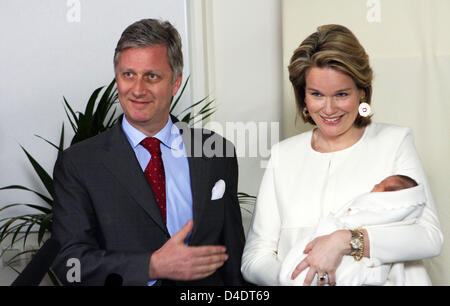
left=0, top=0, right=191, bottom=219
left=185, top=0, right=283, bottom=233
left=282, top=0, right=450, bottom=285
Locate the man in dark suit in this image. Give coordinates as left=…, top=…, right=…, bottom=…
left=51, top=19, right=246, bottom=286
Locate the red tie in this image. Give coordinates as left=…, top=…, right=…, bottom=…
left=141, top=137, right=166, bottom=222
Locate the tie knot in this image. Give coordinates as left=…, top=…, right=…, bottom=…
left=141, top=137, right=161, bottom=155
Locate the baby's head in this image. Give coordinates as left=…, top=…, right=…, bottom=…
left=371, top=175, right=418, bottom=193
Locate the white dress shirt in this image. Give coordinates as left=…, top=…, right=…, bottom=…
left=122, top=115, right=193, bottom=286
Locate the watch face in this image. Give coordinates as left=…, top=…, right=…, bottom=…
left=351, top=238, right=362, bottom=250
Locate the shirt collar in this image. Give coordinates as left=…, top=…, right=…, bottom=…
left=121, top=115, right=182, bottom=150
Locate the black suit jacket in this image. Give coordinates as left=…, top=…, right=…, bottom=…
left=51, top=115, right=246, bottom=285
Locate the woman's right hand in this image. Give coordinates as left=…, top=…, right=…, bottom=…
left=291, top=230, right=351, bottom=286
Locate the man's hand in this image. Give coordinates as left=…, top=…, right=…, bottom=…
left=148, top=220, right=229, bottom=281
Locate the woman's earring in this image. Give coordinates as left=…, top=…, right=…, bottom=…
left=303, top=107, right=310, bottom=118
left=358, top=98, right=371, bottom=117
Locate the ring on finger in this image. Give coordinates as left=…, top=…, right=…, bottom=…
left=318, top=272, right=328, bottom=282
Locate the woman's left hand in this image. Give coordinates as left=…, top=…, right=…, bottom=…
left=291, top=230, right=350, bottom=286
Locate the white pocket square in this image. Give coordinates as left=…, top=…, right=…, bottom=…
left=211, top=179, right=226, bottom=200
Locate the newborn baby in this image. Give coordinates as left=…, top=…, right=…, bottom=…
left=279, top=175, right=425, bottom=286
left=371, top=175, right=418, bottom=192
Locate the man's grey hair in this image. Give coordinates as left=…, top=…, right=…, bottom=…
left=114, top=18, right=183, bottom=83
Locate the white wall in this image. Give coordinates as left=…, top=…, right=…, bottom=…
left=186, top=0, right=283, bottom=233
left=187, top=0, right=283, bottom=197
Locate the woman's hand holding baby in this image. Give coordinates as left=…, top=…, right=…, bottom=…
left=291, top=230, right=358, bottom=286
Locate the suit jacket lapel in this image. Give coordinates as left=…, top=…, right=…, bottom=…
left=179, top=123, right=211, bottom=242
left=187, top=155, right=210, bottom=242
left=100, top=120, right=169, bottom=236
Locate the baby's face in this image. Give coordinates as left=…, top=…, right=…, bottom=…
left=371, top=182, right=386, bottom=192
left=371, top=176, right=402, bottom=192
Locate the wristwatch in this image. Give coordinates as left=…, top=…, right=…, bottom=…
left=350, top=229, right=364, bottom=261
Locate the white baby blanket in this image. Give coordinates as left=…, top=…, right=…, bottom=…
left=278, top=184, right=426, bottom=286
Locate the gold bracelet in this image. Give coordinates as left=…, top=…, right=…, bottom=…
left=350, top=229, right=364, bottom=261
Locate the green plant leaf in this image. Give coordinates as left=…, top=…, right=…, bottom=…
left=58, top=123, right=65, bottom=152
left=176, top=96, right=208, bottom=118
left=0, top=203, right=51, bottom=215
left=238, top=192, right=256, bottom=206
left=0, top=218, right=17, bottom=242
left=10, top=220, right=30, bottom=249
left=238, top=192, right=256, bottom=199
left=47, top=268, right=62, bottom=286
left=0, top=217, right=36, bottom=246
left=198, top=99, right=216, bottom=113
left=23, top=219, right=39, bottom=248
left=0, top=186, right=52, bottom=206
left=38, top=213, right=52, bottom=244
left=20, top=146, right=54, bottom=199
left=0, top=214, right=48, bottom=247
left=94, top=79, right=116, bottom=127
left=170, top=75, right=190, bottom=113
left=3, top=249, right=37, bottom=268
left=182, top=96, right=208, bottom=113
left=63, top=96, right=79, bottom=133
left=67, top=79, right=119, bottom=146
left=34, top=135, right=60, bottom=151
left=84, top=86, right=103, bottom=121
left=191, top=110, right=215, bottom=126
left=181, top=113, right=191, bottom=124
left=105, top=108, right=118, bottom=128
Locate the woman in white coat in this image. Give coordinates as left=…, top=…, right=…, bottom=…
left=241, top=24, right=443, bottom=286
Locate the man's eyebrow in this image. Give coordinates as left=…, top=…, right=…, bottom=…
left=144, top=69, right=162, bottom=74
left=116, top=67, right=163, bottom=74
left=117, top=66, right=135, bottom=72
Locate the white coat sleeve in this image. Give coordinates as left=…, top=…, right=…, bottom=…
left=241, top=148, right=282, bottom=285
left=366, top=130, right=443, bottom=264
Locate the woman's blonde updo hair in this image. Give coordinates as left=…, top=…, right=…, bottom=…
left=288, top=24, right=373, bottom=127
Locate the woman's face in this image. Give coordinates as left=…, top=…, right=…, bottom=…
left=304, top=67, right=364, bottom=141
